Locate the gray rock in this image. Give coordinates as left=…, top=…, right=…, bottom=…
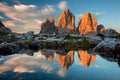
left=88, top=36, right=102, bottom=44
left=0, top=42, right=19, bottom=54
left=15, top=33, right=25, bottom=40
left=103, top=29, right=119, bottom=36
left=56, top=32, right=68, bottom=39
left=97, top=24, right=105, bottom=34
left=93, top=38, right=117, bottom=52
left=25, top=31, right=34, bottom=39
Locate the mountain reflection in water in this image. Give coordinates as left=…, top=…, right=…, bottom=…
left=0, top=49, right=120, bottom=80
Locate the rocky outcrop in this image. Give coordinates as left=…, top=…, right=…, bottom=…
left=93, top=38, right=119, bottom=52
left=56, top=32, right=68, bottom=39
left=56, top=9, right=75, bottom=33
left=77, top=50, right=96, bottom=67
left=0, top=20, right=12, bottom=33
left=25, top=31, right=34, bottom=39
left=103, top=29, right=119, bottom=36
left=40, top=16, right=56, bottom=34
left=78, top=12, right=98, bottom=35
left=56, top=51, right=74, bottom=70
left=97, top=24, right=105, bottom=34
left=0, top=42, right=19, bottom=54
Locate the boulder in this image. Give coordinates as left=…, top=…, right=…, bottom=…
left=56, top=9, right=75, bottom=33
left=15, top=33, right=25, bottom=40
left=78, top=12, right=98, bottom=35
left=56, top=32, right=68, bottom=39
left=88, top=36, right=102, bottom=44
left=0, top=42, right=19, bottom=54
left=25, top=31, right=34, bottom=39
left=93, top=38, right=117, bottom=52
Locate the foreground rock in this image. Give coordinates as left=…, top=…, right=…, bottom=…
left=25, top=31, right=34, bottom=39
left=56, top=9, right=75, bottom=33
left=93, top=38, right=120, bottom=52
left=78, top=12, right=98, bottom=35
left=0, top=42, right=19, bottom=54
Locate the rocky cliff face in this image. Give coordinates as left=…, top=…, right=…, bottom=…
left=0, top=20, right=12, bottom=33
left=56, top=9, right=75, bottom=33
left=56, top=51, right=74, bottom=70
left=78, top=12, right=98, bottom=35
left=77, top=50, right=96, bottom=67
left=97, top=24, right=105, bottom=34
left=40, top=16, right=56, bottom=34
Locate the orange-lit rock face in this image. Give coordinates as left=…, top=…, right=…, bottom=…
left=78, top=50, right=96, bottom=67
left=56, top=51, right=74, bottom=70
left=56, top=9, right=75, bottom=30
left=78, top=12, right=98, bottom=35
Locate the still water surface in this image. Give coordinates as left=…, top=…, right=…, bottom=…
left=0, top=49, right=120, bottom=80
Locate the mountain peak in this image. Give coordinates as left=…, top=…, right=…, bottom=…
left=78, top=12, right=98, bottom=35
left=56, top=9, right=75, bottom=33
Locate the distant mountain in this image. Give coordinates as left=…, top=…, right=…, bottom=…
left=0, top=20, right=12, bottom=33
left=78, top=12, right=98, bottom=35
left=56, top=9, right=75, bottom=33
left=38, top=9, right=119, bottom=36
left=39, top=16, right=57, bottom=34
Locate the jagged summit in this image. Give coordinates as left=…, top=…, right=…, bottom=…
left=56, top=8, right=75, bottom=33
left=78, top=12, right=98, bottom=35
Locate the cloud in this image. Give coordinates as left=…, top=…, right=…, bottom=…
left=0, top=2, right=56, bottom=33
left=57, top=69, right=66, bottom=78
left=40, top=5, right=55, bottom=15
left=0, top=54, right=54, bottom=74
left=3, top=21, right=16, bottom=29
left=13, top=0, right=21, bottom=4
left=58, top=1, right=67, bottom=10
left=75, top=14, right=83, bottom=23
left=14, top=4, right=36, bottom=12
left=0, top=16, right=4, bottom=19
left=92, top=12, right=105, bottom=19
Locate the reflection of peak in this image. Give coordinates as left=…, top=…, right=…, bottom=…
left=39, top=50, right=55, bottom=62
left=78, top=50, right=96, bottom=67
left=56, top=51, right=74, bottom=70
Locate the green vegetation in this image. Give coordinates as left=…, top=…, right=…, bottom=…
left=0, top=31, right=9, bottom=36
left=107, top=36, right=120, bottom=39
left=65, top=35, right=81, bottom=40
left=0, top=32, right=17, bottom=42
left=97, top=33, right=105, bottom=40
left=81, top=37, right=96, bottom=50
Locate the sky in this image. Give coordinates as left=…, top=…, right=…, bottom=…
left=0, top=0, right=120, bottom=33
